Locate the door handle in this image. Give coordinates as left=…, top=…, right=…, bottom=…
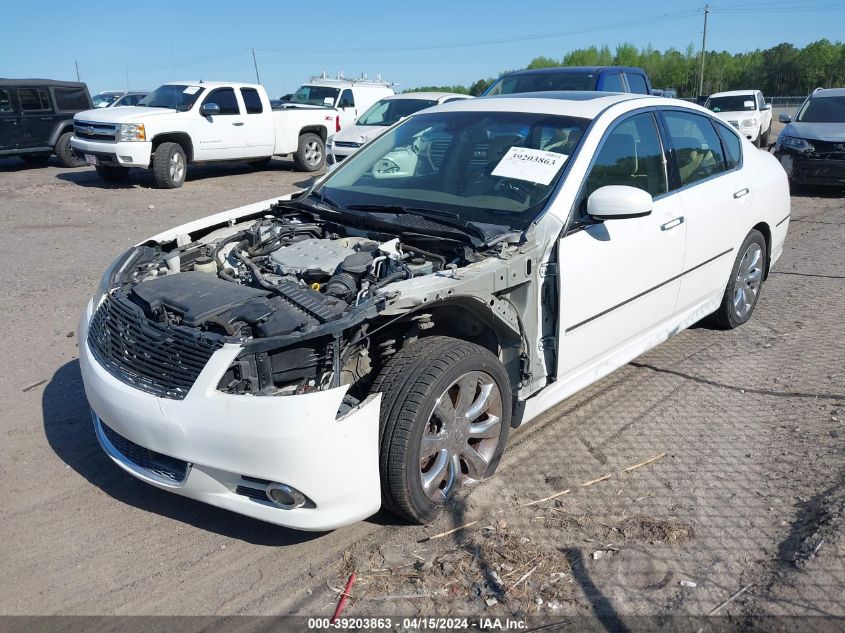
left=40, top=116, right=53, bottom=121
left=232, top=121, right=244, bottom=126
left=733, top=188, right=750, bottom=199
left=660, top=217, right=684, bottom=231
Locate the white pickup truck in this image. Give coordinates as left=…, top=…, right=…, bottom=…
left=71, top=82, right=339, bottom=188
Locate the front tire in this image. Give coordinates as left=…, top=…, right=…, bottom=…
left=760, top=125, right=770, bottom=148
left=55, top=132, right=85, bottom=168
left=152, top=142, right=187, bottom=188
left=292, top=133, right=325, bottom=172
left=95, top=165, right=130, bottom=182
left=710, top=229, right=767, bottom=329
left=371, top=336, right=511, bottom=524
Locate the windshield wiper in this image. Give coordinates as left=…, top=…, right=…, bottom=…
left=345, top=203, right=489, bottom=241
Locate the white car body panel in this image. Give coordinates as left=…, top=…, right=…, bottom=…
left=329, top=92, right=472, bottom=162
left=79, top=93, right=790, bottom=530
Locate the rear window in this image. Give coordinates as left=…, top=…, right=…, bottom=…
left=714, top=120, right=742, bottom=169
left=54, top=87, right=90, bottom=111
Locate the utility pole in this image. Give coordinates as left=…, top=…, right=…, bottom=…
left=250, top=48, right=261, bottom=84
left=698, top=4, right=710, bottom=97
left=74, top=60, right=80, bottom=82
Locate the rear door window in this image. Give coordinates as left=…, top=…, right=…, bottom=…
left=626, top=73, right=649, bottom=95
left=714, top=120, right=742, bottom=170
left=663, top=110, right=727, bottom=187
left=601, top=74, right=625, bottom=92
left=18, top=87, right=51, bottom=112
left=240, top=88, right=263, bottom=114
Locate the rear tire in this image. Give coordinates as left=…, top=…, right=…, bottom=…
left=152, top=142, right=186, bottom=188
left=292, top=133, right=325, bottom=172
left=370, top=336, right=511, bottom=524
left=760, top=125, right=770, bottom=148
left=55, top=132, right=85, bottom=168
left=95, top=165, right=130, bottom=182
left=20, top=154, right=50, bottom=166
left=710, top=229, right=767, bottom=329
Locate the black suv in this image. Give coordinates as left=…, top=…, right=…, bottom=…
left=0, top=79, right=94, bottom=167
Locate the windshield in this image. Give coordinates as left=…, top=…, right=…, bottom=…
left=317, top=110, right=590, bottom=231
left=486, top=72, right=597, bottom=95
left=357, top=98, right=438, bottom=126
left=706, top=95, right=756, bottom=112
left=93, top=93, right=120, bottom=108
left=138, top=85, right=205, bottom=111
left=291, top=85, right=340, bottom=106
left=797, top=96, right=845, bottom=123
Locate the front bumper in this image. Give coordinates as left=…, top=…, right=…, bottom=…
left=70, top=137, right=153, bottom=168
left=78, top=299, right=382, bottom=531
left=775, top=151, right=845, bottom=186
left=329, top=142, right=360, bottom=163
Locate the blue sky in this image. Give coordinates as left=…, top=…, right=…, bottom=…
left=2, top=0, right=843, bottom=96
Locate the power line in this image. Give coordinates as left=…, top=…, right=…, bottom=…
left=257, top=9, right=703, bottom=55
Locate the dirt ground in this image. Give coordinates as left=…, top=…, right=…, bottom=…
left=0, top=135, right=842, bottom=629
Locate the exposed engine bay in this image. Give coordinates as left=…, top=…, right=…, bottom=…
left=96, top=199, right=531, bottom=402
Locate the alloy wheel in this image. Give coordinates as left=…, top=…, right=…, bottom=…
left=733, top=242, right=763, bottom=319
left=419, top=370, right=503, bottom=503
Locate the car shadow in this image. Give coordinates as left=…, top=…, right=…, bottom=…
left=43, top=359, right=324, bottom=546
left=54, top=158, right=322, bottom=189
left=0, top=156, right=58, bottom=171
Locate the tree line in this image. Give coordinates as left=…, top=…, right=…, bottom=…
left=408, top=39, right=845, bottom=98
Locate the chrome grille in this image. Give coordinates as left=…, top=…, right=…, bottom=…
left=87, top=293, right=223, bottom=400
left=74, top=120, right=118, bottom=142
left=96, top=417, right=189, bottom=485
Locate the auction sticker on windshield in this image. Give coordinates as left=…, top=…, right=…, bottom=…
left=491, top=147, right=567, bottom=185
left=183, top=86, right=201, bottom=95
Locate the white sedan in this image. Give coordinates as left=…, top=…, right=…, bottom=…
left=79, top=92, right=789, bottom=530
left=329, top=91, right=471, bottom=163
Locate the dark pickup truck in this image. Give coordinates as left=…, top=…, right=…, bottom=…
left=484, top=66, right=653, bottom=96
left=0, top=79, right=93, bottom=167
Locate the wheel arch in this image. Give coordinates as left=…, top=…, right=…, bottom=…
left=370, top=298, right=526, bottom=403
left=49, top=120, right=75, bottom=147
left=151, top=133, right=194, bottom=162
left=752, top=221, right=772, bottom=279
left=299, top=125, right=327, bottom=142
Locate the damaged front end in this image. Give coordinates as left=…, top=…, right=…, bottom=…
left=87, top=197, right=539, bottom=414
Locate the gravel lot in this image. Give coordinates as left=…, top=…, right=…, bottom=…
left=0, top=141, right=842, bottom=625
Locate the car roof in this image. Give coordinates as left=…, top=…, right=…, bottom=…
left=709, top=90, right=758, bottom=98
left=163, top=81, right=261, bottom=90
left=0, top=78, right=87, bottom=89
left=384, top=92, right=470, bottom=101
left=428, top=91, right=669, bottom=119
left=813, top=87, right=845, bottom=98
left=502, top=66, right=645, bottom=77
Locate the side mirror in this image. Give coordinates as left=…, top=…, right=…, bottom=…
left=200, top=102, right=220, bottom=117
left=778, top=112, right=792, bottom=123
left=587, top=185, right=653, bottom=220
left=323, top=97, right=335, bottom=106
left=762, top=103, right=772, bottom=111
